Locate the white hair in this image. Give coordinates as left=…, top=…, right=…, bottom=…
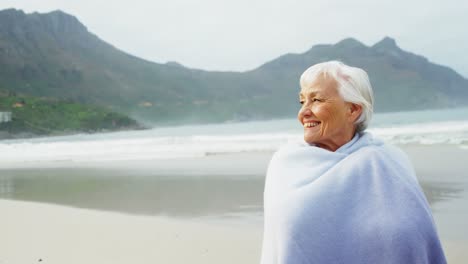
left=300, top=61, right=374, bottom=132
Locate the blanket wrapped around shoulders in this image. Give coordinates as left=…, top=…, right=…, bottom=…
left=260, top=132, right=446, bottom=264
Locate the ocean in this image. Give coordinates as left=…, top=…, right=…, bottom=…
left=0, top=107, right=467, bottom=164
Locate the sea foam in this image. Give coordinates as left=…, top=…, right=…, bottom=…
left=0, top=119, right=467, bottom=164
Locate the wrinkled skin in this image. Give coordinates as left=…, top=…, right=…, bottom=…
left=298, top=75, right=362, bottom=152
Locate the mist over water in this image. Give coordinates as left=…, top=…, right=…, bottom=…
left=0, top=108, right=467, bottom=164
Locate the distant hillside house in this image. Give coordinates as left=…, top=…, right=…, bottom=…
left=0, top=111, right=12, bottom=123
left=12, top=102, right=24, bottom=108
left=139, top=101, right=153, bottom=107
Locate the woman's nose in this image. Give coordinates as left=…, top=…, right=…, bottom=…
left=299, top=105, right=312, bottom=118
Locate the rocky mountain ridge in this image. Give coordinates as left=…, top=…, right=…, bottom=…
left=1, top=8, right=467, bottom=124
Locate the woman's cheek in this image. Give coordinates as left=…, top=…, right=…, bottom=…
left=311, top=105, right=320, bottom=115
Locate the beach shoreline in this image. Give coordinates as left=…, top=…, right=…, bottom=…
left=1, top=144, right=467, bottom=263
left=0, top=143, right=466, bottom=172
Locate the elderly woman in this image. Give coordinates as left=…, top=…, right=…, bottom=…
left=260, top=61, right=446, bottom=264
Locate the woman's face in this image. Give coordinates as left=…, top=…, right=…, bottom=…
left=298, top=76, right=360, bottom=151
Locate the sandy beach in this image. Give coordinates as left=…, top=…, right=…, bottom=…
left=1, top=199, right=466, bottom=264
left=1, top=144, right=467, bottom=263
left=0, top=199, right=261, bottom=264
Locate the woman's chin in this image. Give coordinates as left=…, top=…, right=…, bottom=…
left=303, top=136, right=318, bottom=145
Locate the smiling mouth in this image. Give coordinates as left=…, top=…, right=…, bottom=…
left=304, top=122, right=320, bottom=128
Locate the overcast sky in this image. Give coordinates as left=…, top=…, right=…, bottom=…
left=1, top=0, right=467, bottom=77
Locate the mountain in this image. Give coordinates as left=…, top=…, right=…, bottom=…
left=1, top=9, right=467, bottom=125
left=256, top=36, right=468, bottom=112
left=0, top=8, right=260, bottom=124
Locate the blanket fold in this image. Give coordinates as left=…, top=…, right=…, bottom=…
left=261, top=132, right=446, bottom=264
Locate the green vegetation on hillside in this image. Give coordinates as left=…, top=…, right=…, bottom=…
left=0, top=91, right=142, bottom=138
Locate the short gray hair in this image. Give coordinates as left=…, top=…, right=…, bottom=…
left=299, top=61, right=374, bottom=132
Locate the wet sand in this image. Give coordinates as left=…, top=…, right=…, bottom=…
left=403, top=145, right=468, bottom=263
left=0, top=144, right=467, bottom=263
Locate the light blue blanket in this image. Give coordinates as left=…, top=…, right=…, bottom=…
left=261, top=132, right=446, bottom=264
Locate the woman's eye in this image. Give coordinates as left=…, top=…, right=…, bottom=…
left=299, top=101, right=304, bottom=105
left=313, top=98, right=321, bottom=102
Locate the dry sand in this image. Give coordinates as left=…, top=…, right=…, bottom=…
left=0, top=199, right=262, bottom=264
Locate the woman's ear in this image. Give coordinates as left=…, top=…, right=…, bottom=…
left=348, top=103, right=362, bottom=122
